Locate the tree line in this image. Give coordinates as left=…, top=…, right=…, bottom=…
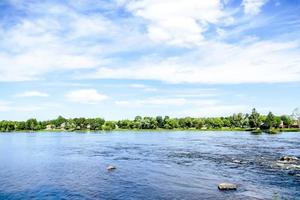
left=0, top=108, right=299, bottom=132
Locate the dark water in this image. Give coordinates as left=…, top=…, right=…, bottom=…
left=0, top=131, right=299, bottom=200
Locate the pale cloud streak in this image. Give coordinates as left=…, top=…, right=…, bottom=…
left=242, top=0, right=268, bottom=15
left=16, top=91, right=49, bottom=97
left=0, top=2, right=112, bottom=82
left=87, top=40, right=300, bottom=84
left=116, top=98, right=187, bottom=107
left=65, top=89, right=108, bottom=104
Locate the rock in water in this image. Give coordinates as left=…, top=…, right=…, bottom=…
left=280, top=156, right=298, bottom=162
left=107, top=165, right=116, bottom=171
left=218, top=183, right=237, bottom=190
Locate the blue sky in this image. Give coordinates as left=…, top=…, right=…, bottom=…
left=0, top=0, right=299, bottom=120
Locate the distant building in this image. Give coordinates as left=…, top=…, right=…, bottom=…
left=60, top=123, right=66, bottom=129
left=291, top=121, right=300, bottom=128
left=279, top=120, right=284, bottom=128
left=46, top=124, right=53, bottom=130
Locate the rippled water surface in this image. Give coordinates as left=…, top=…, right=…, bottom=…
left=0, top=131, right=299, bottom=200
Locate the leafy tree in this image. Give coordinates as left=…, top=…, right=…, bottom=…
left=274, top=116, right=281, bottom=128
left=156, top=116, right=164, bottom=128
left=163, top=117, right=179, bottom=129
left=263, top=112, right=275, bottom=129
left=53, top=116, right=67, bottom=128
left=16, top=121, right=26, bottom=131
left=140, top=117, right=157, bottom=129
left=221, top=117, right=231, bottom=128
left=117, top=119, right=133, bottom=129
left=249, top=108, right=261, bottom=128
left=230, top=113, right=244, bottom=128
left=194, top=119, right=204, bottom=129
left=86, top=118, right=105, bottom=130
left=25, top=118, right=38, bottom=130
left=102, top=121, right=116, bottom=131
left=179, top=117, right=193, bottom=129
left=73, top=118, right=87, bottom=129
left=281, top=115, right=292, bottom=128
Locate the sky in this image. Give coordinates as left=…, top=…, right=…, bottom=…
left=0, top=0, right=299, bottom=120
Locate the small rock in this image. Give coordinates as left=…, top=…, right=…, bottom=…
left=107, top=165, right=116, bottom=171
left=280, top=156, right=298, bottom=162
left=218, top=183, right=237, bottom=190
left=273, top=162, right=300, bottom=170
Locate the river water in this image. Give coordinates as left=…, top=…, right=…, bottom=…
left=0, top=131, right=299, bottom=200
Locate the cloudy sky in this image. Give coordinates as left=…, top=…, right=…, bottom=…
left=0, top=0, right=299, bottom=120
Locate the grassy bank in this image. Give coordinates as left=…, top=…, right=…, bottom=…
left=2, top=127, right=299, bottom=133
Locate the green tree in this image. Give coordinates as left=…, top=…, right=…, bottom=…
left=73, top=118, right=87, bottom=130
left=264, top=112, right=275, bottom=129
left=53, top=116, right=67, bottom=128
left=274, top=116, right=281, bottom=128
left=249, top=108, right=261, bottom=128
left=230, top=113, right=244, bottom=128
left=102, top=121, right=116, bottom=131
left=156, top=116, right=164, bottom=128
left=281, top=115, right=292, bottom=128
left=117, top=119, right=133, bottom=129
left=86, top=118, right=105, bottom=130
left=194, top=118, right=204, bottom=129
left=16, top=121, right=26, bottom=131
left=25, top=118, right=38, bottom=130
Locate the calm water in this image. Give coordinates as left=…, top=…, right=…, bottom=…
left=0, top=131, right=299, bottom=200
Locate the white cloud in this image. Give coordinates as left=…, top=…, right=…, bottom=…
left=1, top=0, right=299, bottom=86
left=87, top=40, right=300, bottom=84
left=118, top=0, right=227, bottom=46
left=242, top=0, right=268, bottom=15
left=0, top=3, right=112, bottom=82
left=129, top=84, right=157, bottom=91
left=16, top=91, right=49, bottom=97
left=65, top=89, right=108, bottom=104
left=129, top=84, right=148, bottom=88
left=114, top=96, right=248, bottom=117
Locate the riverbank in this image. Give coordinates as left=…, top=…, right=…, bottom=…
left=2, top=127, right=299, bottom=133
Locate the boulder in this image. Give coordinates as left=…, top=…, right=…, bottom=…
left=271, top=156, right=299, bottom=169
left=280, top=156, right=298, bottom=162
left=107, top=165, right=116, bottom=171
left=218, top=183, right=237, bottom=190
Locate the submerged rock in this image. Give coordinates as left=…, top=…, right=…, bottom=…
left=280, top=156, right=298, bottom=162
left=232, top=159, right=248, bottom=164
left=218, top=183, right=237, bottom=190
left=288, top=171, right=300, bottom=176
left=272, top=156, right=300, bottom=171
left=251, top=129, right=262, bottom=134
left=107, top=165, right=116, bottom=171
left=273, top=162, right=300, bottom=170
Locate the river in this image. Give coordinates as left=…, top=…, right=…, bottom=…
left=0, top=131, right=299, bottom=200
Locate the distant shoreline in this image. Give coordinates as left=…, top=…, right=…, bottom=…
left=2, top=128, right=299, bottom=133
left=1, top=109, right=300, bottom=133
